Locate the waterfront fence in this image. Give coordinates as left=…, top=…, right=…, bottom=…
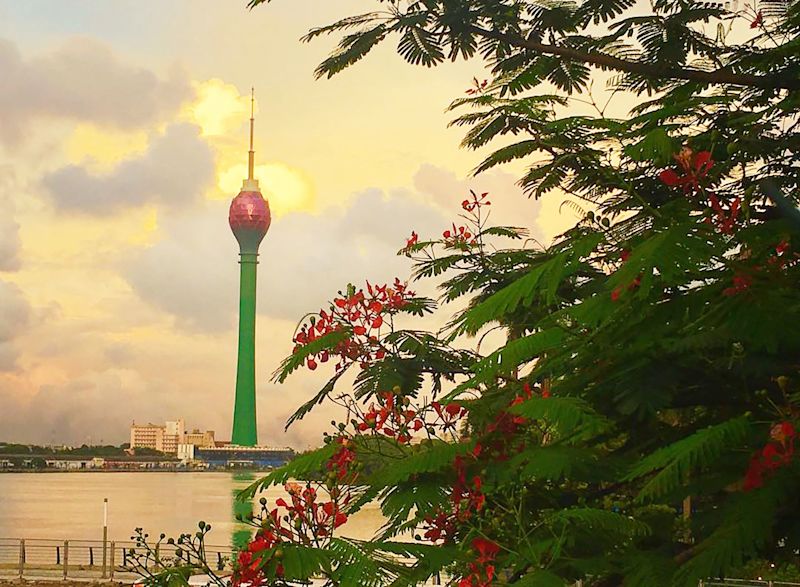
left=2, top=540, right=796, bottom=586
left=0, top=537, right=235, bottom=581
left=700, top=580, right=800, bottom=587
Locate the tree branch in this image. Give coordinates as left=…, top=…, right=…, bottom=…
left=470, top=26, right=800, bottom=91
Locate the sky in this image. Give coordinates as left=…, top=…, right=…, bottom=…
left=0, top=0, right=576, bottom=449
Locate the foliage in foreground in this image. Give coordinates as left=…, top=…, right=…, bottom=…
left=234, top=0, right=800, bottom=585
left=152, top=0, right=800, bottom=585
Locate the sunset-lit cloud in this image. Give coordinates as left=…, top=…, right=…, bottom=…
left=42, top=123, right=215, bottom=214
left=218, top=162, right=317, bottom=215
left=65, top=125, right=149, bottom=170
left=184, top=78, right=249, bottom=138
left=0, top=0, right=574, bottom=447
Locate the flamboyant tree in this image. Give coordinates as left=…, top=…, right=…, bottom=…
left=222, top=1, right=800, bottom=586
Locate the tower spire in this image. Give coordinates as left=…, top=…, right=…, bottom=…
left=243, top=87, right=259, bottom=190
left=248, top=87, right=255, bottom=181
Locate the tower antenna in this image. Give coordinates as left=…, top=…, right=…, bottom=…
left=248, top=87, right=255, bottom=181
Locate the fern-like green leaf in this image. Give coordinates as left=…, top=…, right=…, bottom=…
left=625, top=416, right=751, bottom=502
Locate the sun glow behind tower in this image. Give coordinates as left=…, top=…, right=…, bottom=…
left=228, top=89, right=271, bottom=447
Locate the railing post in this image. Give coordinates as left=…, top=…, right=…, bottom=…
left=63, top=540, right=69, bottom=579
left=109, top=541, right=115, bottom=580
left=56, top=545, right=61, bottom=565
left=102, top=540, right=107, bottom=578
left=18, top=539, right=25, bottom=580
left=102, top=497, right=108, bottom=579
left=90, top=545, right=94, bottom=566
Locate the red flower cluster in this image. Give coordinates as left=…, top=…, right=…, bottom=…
left=459, top=538, right=501, bottom=587
left=744, top=421, right=797, bottom=491
left=327, top=437, right=357, bottom=481
left=293, top=279, right=415, bottom=371
left=466, top=77, right=488, bottom=95
left=443, top=223, right=478, bottom=247
left=708, top=194, right=740, bottom=234
left=722, top=271, right=753, bottom=296
left=233, top=527, right=281, bottom=587
left=232, top=507, right=289, bottom=586
left=659, top=148, right=713, bottom=194
left=430, top=401, right=468, bottom=433
left=276, top=482, right=349, bottom=537
left=358, top=391, right=425, bottom=444
left=751, top=10, right=763, bottom=28
left=723, top=239, right=793, bottom=296
left=611, top=275, right=642, bottom=302
left=422, top=455, right=486, bottom=542
left=462, top=190, right=491, bottom=212
left=405, top=231, right=419, bottom=248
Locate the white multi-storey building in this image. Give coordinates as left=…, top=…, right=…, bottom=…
left=130, top=419, right=186, bottom=454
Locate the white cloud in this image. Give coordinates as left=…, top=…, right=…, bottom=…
left=124, top=186, right=450, bottom=332
left=41, top=123, right=215, bottom=214
left=0, top=279, right=30, bottom=371
left=0, top=37, right=190, bottom=146
left=0, top=166, right=21, bottom=271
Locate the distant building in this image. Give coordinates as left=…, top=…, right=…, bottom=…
left=130, top=419, right=217, bottom=455
left=194, top=445, right=295, bottom=469
left=45, top=456, right=105, bottom=470
left=130, top=422, right=167, bottom=452
left=185, top=429, right=215, bottom=448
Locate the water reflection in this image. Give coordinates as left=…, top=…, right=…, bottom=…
left=0, top=472, right=385, bottom=547
left=231, top=472, right=256, bottom=549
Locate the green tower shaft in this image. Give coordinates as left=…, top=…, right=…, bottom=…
left=231, top=252, right=259, bottom=446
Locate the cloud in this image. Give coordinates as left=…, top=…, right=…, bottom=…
left=0, top=369, right=159, bottom=445
left=0, top=37, right=190, bottom=146
left=41, top=123, right=216, bottom=214
left=0, top=279, right=30, bottom=371
left=124, top=185, right=449, bottom=333
left=0, top=167, right=21, bottom=271
left=412, top=163, right=548, bottom=239
left=125, top=201, right=237, bottom=332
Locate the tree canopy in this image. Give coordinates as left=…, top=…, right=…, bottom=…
left=188, top=1, right=800, bottom=586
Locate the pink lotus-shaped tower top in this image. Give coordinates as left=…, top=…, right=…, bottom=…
left=229, top=190, right=271, bottom=233
left=229, top=189, right=271, bottom=254
left=230, top=89, right=271, bottom=253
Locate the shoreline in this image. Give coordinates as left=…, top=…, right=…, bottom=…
left=0, top=469, right=270, bottom=474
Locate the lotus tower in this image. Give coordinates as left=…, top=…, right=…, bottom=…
left=228, top=89, right=271, bottom=447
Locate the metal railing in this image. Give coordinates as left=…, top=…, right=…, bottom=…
left=2, top=539, right=796, bottom=586
left=700, top=581, right=800, bottom=587
left=0, top=537, right=235, bottom=582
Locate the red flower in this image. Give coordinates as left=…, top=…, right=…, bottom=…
left=327, top=438, right=357, bottom=480
left=709, top=195, right=740, bottom=234
left=405, top=231, right=419, bottom=248
left=743, top=421, right=797, bottom=491
left=751, top=10, right=763, bottom=28
left=722, top=271, right=753, bottom=296
left=465, top=77, right=488, bottom=95
left=472, top=538, right=500, bottom=563
left=659, top=148, right=713, bottom=194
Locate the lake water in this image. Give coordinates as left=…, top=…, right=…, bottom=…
left=0, top=472, right=384, bottom=548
